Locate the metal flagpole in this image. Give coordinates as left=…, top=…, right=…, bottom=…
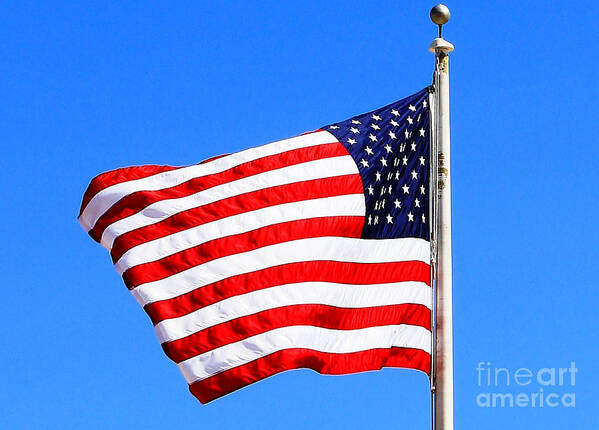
left=429, top=4, right=454, bottom=430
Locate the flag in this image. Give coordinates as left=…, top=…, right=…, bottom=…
left=78, top=87, right=433, bottom=403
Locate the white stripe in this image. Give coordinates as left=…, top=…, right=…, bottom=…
left=155, top=281, right=431, bottom=342
left=132, top=237, right=430, bottom=306
left=178, top=324, right=431, bottom=383
left=80, top=131, right=338, bottom=231
left=100, top=155, right=357, bottom=249
left=115, top=193, right=365, bottom=274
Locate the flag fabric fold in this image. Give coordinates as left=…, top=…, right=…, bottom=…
left=79, top=87, right=432, bottom=403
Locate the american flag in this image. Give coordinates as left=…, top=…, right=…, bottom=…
left=78, top=87, right=432, bottom=403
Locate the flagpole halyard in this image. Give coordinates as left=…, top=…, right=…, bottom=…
left=429, top=4, right=454, bottom=430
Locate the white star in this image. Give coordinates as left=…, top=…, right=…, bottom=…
left=420, top=185, right=426, bottom=194
left=419, top=128, right=425, bottom=136
left=407, top=116, right=414, bottom=125
left=387, top=185, right=393, bottom=194
left=360, top=159, right=369, bottom=168
left=380, top=157, right=388, bottom=167
left=374, top=215, right=379, bottom=225
left=372, top=114, right=382, bottom=121
left=419, top=156, right=425, bottom=165
left=411, top=143, right=417, bottom=151
left=404, top=129, right=410, bottom=139
left=368, top=214, right=372, bottom=225
left=365, top=146, right=374, bottom=155
left=422, top=100, right=428, bottom=108
left=369, top=133, right=377, bottom=142
left=395, top=170, right=400, bottom=180
left=370, top=123, right=381, bottom=131
left=409, top=104, right=416, bottom=112
left=402, top=184, right=410, bottom=194
left=384, top=143, right=393, bottom=153
left=390, top=119, right=399, bottom=127
left=415, top=198, right=420, bottom=208
left=411, top=170, right=418, bottom=179
left=386, top=214, right=393, bottom=224
left=407, top=212, right=414, bottom=222
left=422, top=214, right=426, bottom=223
left=394, top=199, right=401, bottom=208
left=402, top=156, right=408, bottom=166
left=347, top=138, right=357, bottom=145
left=329, top=125, right=339, bottom=129
left=351, top=119, right=361, bottom=125
left=367, top=185, right=374, bottom=195
left=388, top=131, right=397, bottom=140
left=375, top=171, right=381, bottom=181
left=350, top=127, right=360, bottom=134
left=391, top=109, right=400, bottom=117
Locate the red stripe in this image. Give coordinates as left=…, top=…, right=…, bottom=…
left=302, top=129, right=323, bottom=135
left=163, top=303, right=431, bottom=363
left=80, top=165, right=181, bottom=217
left=110, top=174, right=362, bottom=262
left=198, top=153, right=229, bottom=164
left=145, top=260, right=430, bottom=324
left=124, top=215, right=364, bottom=289
left=90, top=143, right=348, bottom=241
left=189, top=347, right=431, bottom=403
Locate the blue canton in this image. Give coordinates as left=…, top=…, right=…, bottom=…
left=324, top=88, right=431, bottom=240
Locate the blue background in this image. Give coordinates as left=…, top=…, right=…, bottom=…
left=1, top=1, right=596, bottom=428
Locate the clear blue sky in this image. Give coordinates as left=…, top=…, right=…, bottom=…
left=2, top=1, right=597, bottom=428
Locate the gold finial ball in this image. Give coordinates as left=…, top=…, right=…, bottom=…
left=430, top=4, right=451, bottom=26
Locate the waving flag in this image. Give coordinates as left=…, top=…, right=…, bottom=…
left=79, top=87, right=433, bottom=403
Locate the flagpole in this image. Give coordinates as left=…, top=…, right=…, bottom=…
left=429, top=4, right=454, bottom=430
